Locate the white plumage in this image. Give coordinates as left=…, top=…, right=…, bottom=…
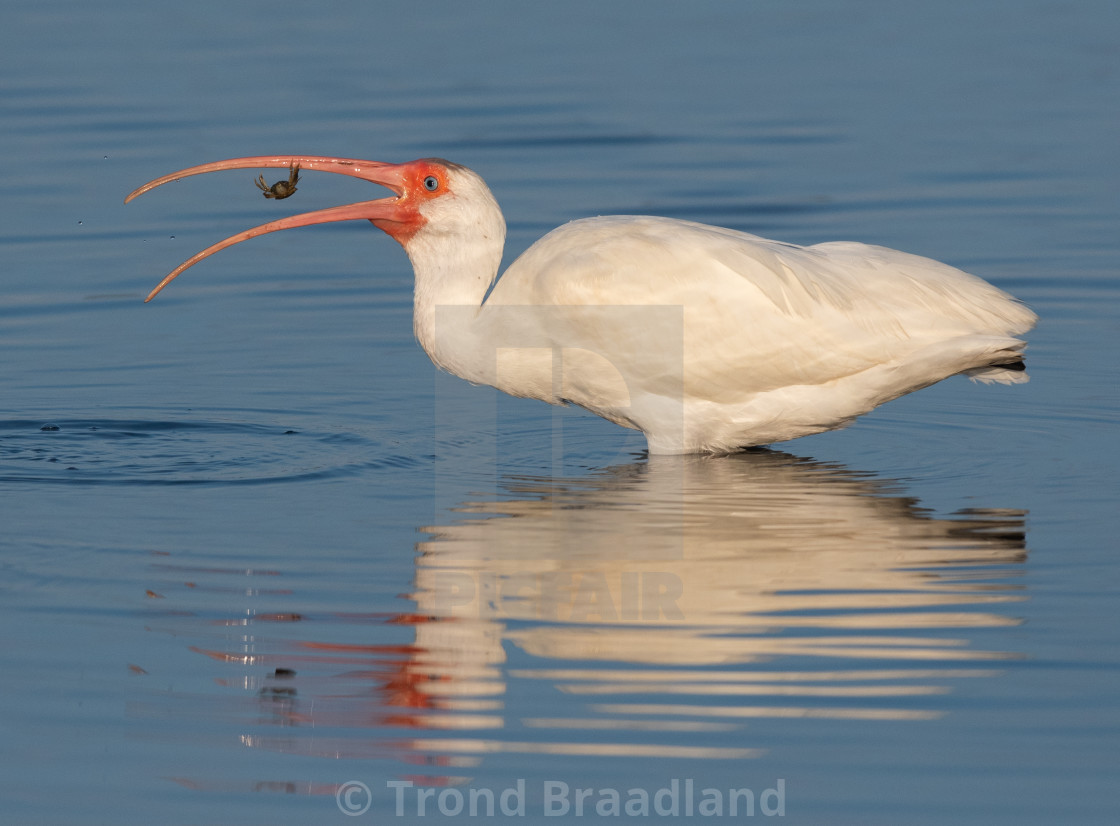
left=127, top=156, right=1036, bottom=454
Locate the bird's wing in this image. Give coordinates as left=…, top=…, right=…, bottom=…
left=484, top=216, right=1036, bottom=400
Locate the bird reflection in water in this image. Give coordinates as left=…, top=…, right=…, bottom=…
left=145, top=451, right=1026, bottom=792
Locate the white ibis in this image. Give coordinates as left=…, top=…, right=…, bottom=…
left=126, top=156, right=1036, bottom=454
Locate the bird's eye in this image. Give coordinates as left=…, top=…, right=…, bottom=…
left=423, top=175, right=440, bottom=192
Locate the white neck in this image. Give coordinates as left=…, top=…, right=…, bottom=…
left=402, top=168, right=507, bottom=384
left=408, top=238, right=502, bottom=380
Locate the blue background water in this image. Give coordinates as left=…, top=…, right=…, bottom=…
left=2, top=1, right=1117, bottom=823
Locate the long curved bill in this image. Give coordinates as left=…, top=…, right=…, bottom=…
left=125, top=155, right=407, bottom=302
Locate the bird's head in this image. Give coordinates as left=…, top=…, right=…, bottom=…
left=125, top=156, right=505, bottom=301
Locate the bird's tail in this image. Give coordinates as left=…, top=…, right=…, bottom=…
left=963, top=340, right=1031, bottom=385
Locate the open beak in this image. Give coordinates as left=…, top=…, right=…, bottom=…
left=125, top=155, right=409, bottom=302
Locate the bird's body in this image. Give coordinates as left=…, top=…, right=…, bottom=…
left=127, top=156, right=1036, bottom=454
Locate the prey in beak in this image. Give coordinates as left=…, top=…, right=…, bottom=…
left=255, top=162, right=300, bottom=199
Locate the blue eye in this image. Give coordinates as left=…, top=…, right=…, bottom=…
left=423, top=175, right=439, bottom=192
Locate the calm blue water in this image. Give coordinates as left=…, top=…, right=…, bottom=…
left=2, top=1, right=1118, bottom=824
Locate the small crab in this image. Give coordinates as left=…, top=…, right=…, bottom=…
left=255, top=163, right=300, bottom=199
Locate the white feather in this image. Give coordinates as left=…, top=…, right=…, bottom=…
left=405, top=168, right=1036, bottom=454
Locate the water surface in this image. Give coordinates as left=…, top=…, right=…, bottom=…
left=2, top=2, right=1118, bottom=824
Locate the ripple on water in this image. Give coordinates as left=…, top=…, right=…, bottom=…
left=0, top=418, right=425, bottom=485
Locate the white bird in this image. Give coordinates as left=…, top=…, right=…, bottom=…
left=126, top=156, right=1036, bottom=454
